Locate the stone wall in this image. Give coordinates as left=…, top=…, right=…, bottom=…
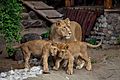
left=86, top=13, right=120, bottom=49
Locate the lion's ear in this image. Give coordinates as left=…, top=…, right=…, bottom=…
left=56, top=20, right=63, bottom=26
left=64, top=45, right=69, bottom=49
left=56, top=21, right=61, bottom=26
left=64, top=18, right=70, bottom=26
left=51, top=42, right=58, bottom=46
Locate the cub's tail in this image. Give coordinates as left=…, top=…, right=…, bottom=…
left=86, top=39, right=102, bottom=48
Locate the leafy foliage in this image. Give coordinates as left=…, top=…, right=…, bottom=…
left=0, top=0, right=22, bottom=56
left=117, top=36, right=120, bottom=44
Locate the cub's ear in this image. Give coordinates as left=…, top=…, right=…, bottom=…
left=64, top=45, right=69, bottom=49
left=64, top=18, right=70, bottom=26
left=51, top=42, right=58, bottom=46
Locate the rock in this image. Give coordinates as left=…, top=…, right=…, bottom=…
left=0, top=72, right=7, bottom=78
left=0, top=35, right=6, bottom=56
left=22, top=7, right=28, bottom=13
left=9, top=70, right=15, bottom=75
left=30, top=58, right=41, bottom=66
left=101, top=22, right=107, bottom=27
left=21, top=33, right=42, bottom=43
left=28, top=11, right=39, bottom=20
left=14, top=49, right=23, bottom=61
left=87, top=13, right=120, bottom=48
left=0, top=78, right=7, bottom=80
left=30, top=66, right=41, bottom=72
left=118, top=16, right=120, bottom=20
left=21, top=13, right=31, bottom=20
left=0, top=66, right=43, bottom=80
left=21, top=20, right=43, bottom=28
left=101, top=17, right=107, bottom=23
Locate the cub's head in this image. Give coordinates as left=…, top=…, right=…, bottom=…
left=50, top=46, right=58, bottom=56
left=55, top=19, right=71, bottom=39
left=50, top=42, right=59, bottom=56
left=57, top=44, right=69, bottom=59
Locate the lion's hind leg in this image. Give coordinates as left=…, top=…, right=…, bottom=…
left=22, top=47, right=31, bottom=69
left=79, top=52, right=92, bottom=71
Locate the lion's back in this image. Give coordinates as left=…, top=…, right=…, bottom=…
left=69, top=21, right=82, bottom=41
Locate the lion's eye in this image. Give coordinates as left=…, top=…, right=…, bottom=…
left=64, top=27, right=66, bottom=28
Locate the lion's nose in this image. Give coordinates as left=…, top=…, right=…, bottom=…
left=69, top=32, right=71, bottom=35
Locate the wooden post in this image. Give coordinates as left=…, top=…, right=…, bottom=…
left=104, top=0, right=112, bottom=9
left=71, top=0, right=74, bottom=6
left=65, top=0, right=74, bottom=7
left=65, top=0, right=70, bottom=7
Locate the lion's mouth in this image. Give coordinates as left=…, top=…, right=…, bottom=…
left=65, top=36, right=71, bottom=39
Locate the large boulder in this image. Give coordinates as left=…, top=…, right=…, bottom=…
left=21, top=20, right=43, bottom=28
left=28, top=11, right=39, bottom=20
left=21, top=33, right=42, bottom=43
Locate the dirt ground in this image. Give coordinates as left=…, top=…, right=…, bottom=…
left=0, top=27, right=120, bottom=80
left=0, top=48, right=120, bottom=80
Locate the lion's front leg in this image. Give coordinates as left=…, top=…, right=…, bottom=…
left=67, top=56, right=74, bottom=75
left=43, top=54, right=49, bottom=73
left=53, top=59, right=62, bottom=71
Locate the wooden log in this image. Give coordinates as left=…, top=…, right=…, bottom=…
left=21, top=20, right=43, bottom=28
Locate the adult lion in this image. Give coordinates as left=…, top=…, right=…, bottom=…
left=50, top=18, right=82, bottom=43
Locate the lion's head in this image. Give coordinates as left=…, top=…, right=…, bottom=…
left=50, top=46, right=58, bottom=56
left=55, top=19, right=71, bottom=39
left=50, top=42, right=60, bottom=56
left=50, top=42, right=69, bottom=58
left=56, top=43, right=69, bottom=59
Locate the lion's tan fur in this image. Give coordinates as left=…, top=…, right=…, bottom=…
left=64, top=19, right=82, bottom=42
left=52, top=43, right=74, bottom=75
left=53, top=41, right=102, bottom=74
left=13, top=40, right=58, bottom=73
left=50, top=18, right=82, bottom=43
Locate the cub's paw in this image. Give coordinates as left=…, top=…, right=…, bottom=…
left=53, top=66, right=58, bottom=71
left=86, top=58, right=92, bottom=71
left=76, top=60, right=85, bottom=70
left=25, top=65, right=30, bottom=69
left=76, top=66, right=82, bottom=70
left=66, top=69, right=73, bottom=75
left=43, top=71, right=50, bottom=74
left=86, top=65, right=92, bottom=71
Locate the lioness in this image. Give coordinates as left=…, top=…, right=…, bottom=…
left=53, top=40, right=102, bottom=75
left=13, top=40, right=58, bottom=73
left=50, top=18, right=82, bottom=43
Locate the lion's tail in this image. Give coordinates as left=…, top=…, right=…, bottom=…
left=86, top=39, right=102, bottom=48
left=13, top=44, right=22, bottom=49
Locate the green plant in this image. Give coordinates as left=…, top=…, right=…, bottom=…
left=117, top=35, right=120, bottom=44
left=88, top=38, right=97, bottom=45
left=0, top=0, right=22, bottom=56
left=91, top=59, right=97, bottom=64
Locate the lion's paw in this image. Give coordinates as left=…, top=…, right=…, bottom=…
left=66, top=69, right=73, bottom=75
left=53, top=66, right=58, bottom=71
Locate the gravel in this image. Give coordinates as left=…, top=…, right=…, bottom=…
left=0, top=66, right=43, bottom=80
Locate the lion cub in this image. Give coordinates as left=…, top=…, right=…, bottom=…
left=51, top=43, right=74, bottom=75
left=13, top=40, right=58, bottom=73
left=53, top=40, right=102, bottom=75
